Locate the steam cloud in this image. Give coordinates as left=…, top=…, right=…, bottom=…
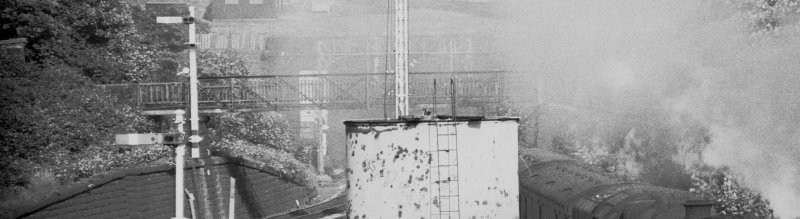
left=497, top=0, right=800, bottom=218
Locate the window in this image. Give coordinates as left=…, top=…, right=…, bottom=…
left=225, top=0, right=238, bottom=4
left=249, top=0, right=263, bottom=4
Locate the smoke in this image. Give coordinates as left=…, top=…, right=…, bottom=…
left=669, top=42, right=800, bottom=218
left=497, top=0, right=800, bottom=218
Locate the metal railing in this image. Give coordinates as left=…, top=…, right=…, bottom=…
left=99, top=70, right=510, bottom=111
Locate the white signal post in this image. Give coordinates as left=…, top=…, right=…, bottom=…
left=187, top=6, right=201, bottom=158
left=173, top=110, right=187, bottom=219
left=157, top=6, right=198, bottom=218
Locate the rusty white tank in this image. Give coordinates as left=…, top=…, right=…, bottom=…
left=344, top=117, right=520, bottom=219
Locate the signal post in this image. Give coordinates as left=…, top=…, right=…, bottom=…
left=157, top=6, right=200, bottom=219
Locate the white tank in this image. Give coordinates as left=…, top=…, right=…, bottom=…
left=344, top=117, right=519, bottom=219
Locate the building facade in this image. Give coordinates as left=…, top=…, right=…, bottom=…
left=208, top=0, right=281, bottom=20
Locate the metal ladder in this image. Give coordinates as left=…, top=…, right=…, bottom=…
left=431, top=122, right=461, bottom=219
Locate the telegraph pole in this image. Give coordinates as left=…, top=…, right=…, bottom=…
left=395, top=0, right=409, bottom=118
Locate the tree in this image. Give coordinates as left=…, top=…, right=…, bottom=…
left=0, top=0, right=192, bottom=189
left=690, top=166, right=776, bottom=218
left=204, top=112, right=316, bottom=187
left=711, top=0, right=800, bottom=33
left=0, top=59, right=153, bottom=188
left=207, top=112, right=308, bottom=162
left=0, top=0, right=203, bottom=83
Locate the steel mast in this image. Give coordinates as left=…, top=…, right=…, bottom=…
left=394, top=0, right=409, bottom=118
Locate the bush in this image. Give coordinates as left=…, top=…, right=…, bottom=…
left=0, top=61, right=153, bottom=188
left=690, top=166, right=776, bottom=218
left=207, top=112, right=309, bottom=163
left=45, top=145, right=172, bottom=183
left=210, top=139, right=317, bottom=188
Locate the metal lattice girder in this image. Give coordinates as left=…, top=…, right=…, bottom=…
left=198, top=85, right=236, bottom=112
left=275, top=77, right=322, bottom=107
left=103, top=71, right=510, bottom=112
left=232, top=79, right=278, bottom=110
left=200, top=34, right=485, bottom=54
left=318, top=75, right=365, bottom=103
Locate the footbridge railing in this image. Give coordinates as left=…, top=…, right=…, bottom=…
left=99, top=70, right=510, bottom=113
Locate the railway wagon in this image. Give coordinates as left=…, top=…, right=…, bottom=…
left=518, top=148, right=714, bottom=219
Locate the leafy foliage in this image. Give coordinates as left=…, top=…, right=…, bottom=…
left=691, top=166, right=776, bottom=218
left=0, top=0, right=205, bottom=83
left=210, top=139, right=316, bottom=188
left=0, top=0, right=287, bottom=187
left=207, top=112, right=308, bottom=163
left=206, top=112, right=315, bottom=187
left=198, top=50, right=251, bottom=77
left=0, top=0, right=158, bottom=83
left=0, top=60, right=154, bottom=188
left=711, top=0, right=800, bottom=33
left=47, top=145, right=172, bottom=183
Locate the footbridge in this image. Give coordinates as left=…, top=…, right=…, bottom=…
left=100, top=70, right=512, bottom=115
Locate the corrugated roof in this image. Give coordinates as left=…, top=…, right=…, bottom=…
left=11, top=156, right=310, bottom=218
